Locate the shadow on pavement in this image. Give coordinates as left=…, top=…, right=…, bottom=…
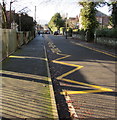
left=1, top=36, right=54, bottom=119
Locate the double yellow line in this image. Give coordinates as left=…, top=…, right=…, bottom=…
left=71, top=41, right=117, bottom=58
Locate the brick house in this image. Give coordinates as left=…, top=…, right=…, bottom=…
left=79, top=10, right=110, bottom=29
left=96, top=10, right=110, bottom=28
left=67, top=16, right=79, bottom=29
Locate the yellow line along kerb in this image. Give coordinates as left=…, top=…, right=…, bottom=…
left=72, top=42, right=117, bottom=58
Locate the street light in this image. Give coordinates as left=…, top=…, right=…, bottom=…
left=66, top=13, right=68, bottom=39
left=19, top=14, right=21, bottom=31
left=10, top=0, right=16, bottom=28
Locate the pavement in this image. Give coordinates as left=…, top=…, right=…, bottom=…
left=1, top=35, right=58, bottom=120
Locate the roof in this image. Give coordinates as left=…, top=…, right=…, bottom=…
left=96, top=11, right=109, bottom=17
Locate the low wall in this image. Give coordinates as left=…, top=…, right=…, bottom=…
left=72, top=34, right=117, bottom=47
left=17, top=32, right=24, bottom=48
left=72, top=34, right=85, bottom=41
left=94, top=37, right=117, bottom=47
left=1, top=29, right=34, bottom=61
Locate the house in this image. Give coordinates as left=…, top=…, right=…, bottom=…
left=43, top=24, right=49, bottom=30
left=96, top=10, right=110, bottom=28
left=79, top=10, right=110, bottom=29
left=67, top=16, right=79, bottom=28
left=6, top=10, right=16, bottom=29
left=37, top=24, right=44, bottom=31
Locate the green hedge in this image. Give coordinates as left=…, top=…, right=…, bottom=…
left=60, top=27, right=73, bottom=36
left=96, top=28, right=117, bottom=38
left=60, top=27, right=65, bottom=34
left=73, top=29, right=86, bottom=35
left=73, top=29, right=79, bottom=34
left=78, top=29, right=85, bottom=35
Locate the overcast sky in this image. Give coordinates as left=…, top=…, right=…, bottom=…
left=1, top=0, right=112, bottom=24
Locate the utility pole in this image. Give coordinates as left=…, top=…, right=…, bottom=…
left=35, top=6, right=36, bottom=21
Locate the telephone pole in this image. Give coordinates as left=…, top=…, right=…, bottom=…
left=35, top=6, right=36, bottom=22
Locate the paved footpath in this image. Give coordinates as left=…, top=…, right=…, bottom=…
left=0, top=35, right=58, bottom=120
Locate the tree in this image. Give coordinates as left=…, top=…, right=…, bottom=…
left=48, top=13, right=65, bottom=33
left=79, top=1, right=99, bottom=42
left=1, top=2, right=7, bottom=28
left=20, top=14, right=36, bottom=31
left=14, top=13, right=36, bottom=31
left=108, top=1, right=117, bottom=28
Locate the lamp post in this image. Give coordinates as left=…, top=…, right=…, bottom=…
left=66, top=13, right=68, bottom=39
left=35, top=6, right=36, bottom=21
left=10, top=0, right=16, bottom=28
left=19, top=14, right=21, bottom=31
left=10, top=1, right=13, bottom=28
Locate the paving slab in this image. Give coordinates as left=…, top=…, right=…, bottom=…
left=0, top=35, right=58, bottom=120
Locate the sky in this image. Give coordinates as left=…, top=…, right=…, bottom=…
left=1, top=0, right=113, bottom=25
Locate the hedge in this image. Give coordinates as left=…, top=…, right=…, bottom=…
left=96, top=28, right=117, bottom=38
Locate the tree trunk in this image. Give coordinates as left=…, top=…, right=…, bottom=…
left=112, top=3, right=117, bottom=28
left=85, top=29, right=94, bottom=42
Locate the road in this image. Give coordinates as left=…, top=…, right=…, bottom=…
left=44, top=34, right=116, bottom=120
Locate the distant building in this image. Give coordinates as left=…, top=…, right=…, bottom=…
left=79, top=10, right=110, bottom=29
left=6, top=10, right=16, bottom=28
left=43, top=24, right=49, bottom=30
left=67, top=16, right=79, bottom=29
left=37, top=24, right=44, bottom=31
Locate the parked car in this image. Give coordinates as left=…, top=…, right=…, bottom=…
left=47, top=31, right=50, bottom=34
left=54, top=31, right=59, bottom=35
left=44, top=31, right=50, bottom=34
left=40, top=31, right=44, bottom=34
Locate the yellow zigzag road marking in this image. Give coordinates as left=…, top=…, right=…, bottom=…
left=54, top=54, right=71, bottom=61
left=53, top=60, right=83, bottom=68
left=52, top=54, right=113, bottom=95
left=61, top=90, right=111, bottom=95
left=59, top=78, right=113, bottom=95
left=57, top=67, right=82, bottom=80
left=58, top=78, right=113, bottom=91
left=47, top=36, right=114, bottom=95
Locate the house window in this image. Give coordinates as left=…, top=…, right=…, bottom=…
left=99, top=17, right=102, bottom=24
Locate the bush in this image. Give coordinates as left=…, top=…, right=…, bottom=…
left=72, top=29, right=86, bottom=35
left=73, top=29, right=79, bottom=34
left=78, top=29, right=85, bottom=36
left=67, top=27, right=72, bottom=32
left=60, top=27, right=65, bottom=34
left=96, top=28, right=117, bottom=38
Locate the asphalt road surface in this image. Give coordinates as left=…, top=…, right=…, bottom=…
left=44, top=34, right=116, bottom=120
